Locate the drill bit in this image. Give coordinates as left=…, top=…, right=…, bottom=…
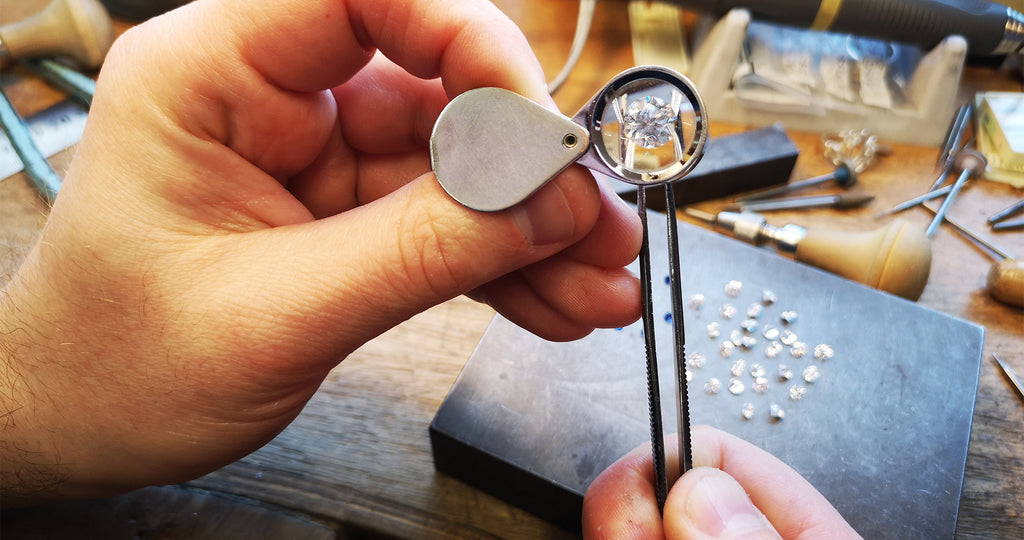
left=728, top=192, right=873, bottom=213
left=737, top=163, right=857, bottom=202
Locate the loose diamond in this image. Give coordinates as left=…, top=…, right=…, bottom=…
left=778, top=364, right=794, bottom=381
left=728, top=378, right=746, bottom=395
left=740, top=336, right=758, bottom=349
left=780, top=310, right=798, bottom=324
left=765, top=341, right=784, bottom=358
left=725, top=280, right=743, bottom=297
left=720, top=304, right=737, bottom=319
left=789, top=385, right=808, bottom=400
left=762, top=326, right=780, bottom=341
left=705, top=378, right=722, bottom=394
left=769, top=403, right=786, bottom=421
left=752, top=377, right=769, bottom=393
left=623, top=95, right=677, bottom=149
left=747, top=303, right=764, bottom=318
left=720, top=341, right=736, bottom=357
left=686, top=369, right=693, bottom=382
left=790, top=341, right=808, bottom=358
left=729, top=329, right=744, bottom=344
left=780, top=330, right=798, bottom=345
left=814, top=344, right=835, bottom=361
left=762, top=290, right=778, bottom=305
left=689, top=294, right=705, bottom=310
left=741, top=403, right=756, bottom=419
left=749, top=364, right=767, bottom=378
left=803, top=365, right=821, bottom=383
left=687, top=352, right=707, bottom=368
left=741, top=318, right=759, bottom=333
left=731, top=359, right=747, bottom=377
left=707, top=321, right=721, bottom=339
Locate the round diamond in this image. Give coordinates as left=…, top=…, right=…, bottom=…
left=780, top=330, right=798, bottom=345
left=731, top=359, right=747, bottom=377
left=752, top=377, right=769, bottom=393
left=728, top=378, right=745, bottom=395
left=780, top=310, right=798, bottom=324
left=749, top=364, right=767, bottom=378
left=705, top=378, right=722, bottom=394
left=622, top=96, right=676, bottom=149
left=803, top=365, right=821, bottom=383
left=789, top=385, right=808, bottom=400
left=720, top=304, right=737, bottom=319
left=741, top=318, right=759, bottom=333
left=740, top=336, right=758, bottom=349
left=762, top=290, right=778, bottom=305
left=790, top=341, right=808, bottom=358
left=689, top=294, right=705, bottom=310
left=778, top=364, right=793, bottom=381
left=769, top=403, right=785, bottom=421
left=720, top=341, right=736, bottom=357
left=814, top=344, right=835, bottom=361
left=707, top=321, right=721, bottom=339
left=725, top=280, right=743, bottom=297
left=762, top=327, right=780, bottom=341
left=765, top=341, right=784, bottom=358
left=687, top=352, right=707, bottom=368
left=741, top=403, right=755, bottom=419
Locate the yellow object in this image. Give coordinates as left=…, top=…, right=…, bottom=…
left=0, top=0, right=113, bottom=69
left=976, top=91, right=1024, bottom=188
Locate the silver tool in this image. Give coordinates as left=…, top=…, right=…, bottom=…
left=929, top=103, right=973, bottom=191
left=0, top=87, right=62, bottom=201
left=988, top=199, right=1024, bottom=224
left=728, top=192, right=873, bottom=213
left=992, top=218, right=1024, bottom=231
left=736, top=163, right=856, bottom=202
left=22, top=58, right=95, bottom=107
left=992, top=354, right=1024, bottom=405
left=0, top=100, right=87, bottom=181
left=925, top=150, right=987, bottom=237
left=875, top=184, right=953, bottom=219
left=431, top=66, right=709, bottom=510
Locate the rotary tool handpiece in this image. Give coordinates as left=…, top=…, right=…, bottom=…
left=651, top=0, right=1024, bottom=56
left=689, top=210, right=932, bottom=300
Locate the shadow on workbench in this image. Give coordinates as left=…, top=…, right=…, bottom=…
left=1, top=485, right=402, bottom=539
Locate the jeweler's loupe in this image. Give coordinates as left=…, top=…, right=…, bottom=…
left=430, top=65, right=707, bottom=212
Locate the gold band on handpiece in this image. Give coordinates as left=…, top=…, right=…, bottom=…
left=811, top=0, right=843, bottom=30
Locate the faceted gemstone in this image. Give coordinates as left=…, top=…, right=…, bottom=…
left=780, top=310, right=798, bottom=324
left=728, top=378, right=746, bottom=395
left=725, top=280, right=743, bottom=297
left=720, top=303, right=737, bottom=319
left=705, top=378, right=722, bottom=394
left=707, top=321, right=721, bottom=339
left=741, top=318, right=759, bottom=333
left=780, top=330, right=798, bottom=345
left=765, top=341, right=784, bottom=358
left=769, top=403, right=785, bottom=421
left=790, top=341, right=808, bottom=358
left=747, top=303, right=764, bottom=318
left=741, top=403, right=756, bottom=420
left=730, top=359, right=747, bottom=377
left=762, top=326, right=780, bottom=341
left=749, top=363, right=767, bottom=378
left=789, top=384, right=808, bottom=400
left=686, top=369, right=693, bottom=382
left=622, top=95, right=676, bottom=149
left=814, top=343, right=835, bottom=361
left=687, top=352, right=707, bottom=368
left=752, top=377, right=769, bottom=394
left=689, top=293, right=705, bottom=310
left=740, top=336, right=758, bottom=349
left=762, top=289, right=778, bottom=305
left=803, top=365, right=821, bottom=383
left=719, top=341, right=736, bottom=357
left=729, top=329, right=744, bottom=344
left=777, top=364, right=794, bottom=381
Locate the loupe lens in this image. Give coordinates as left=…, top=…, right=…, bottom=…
left=584, top=68, right=706, bottom=185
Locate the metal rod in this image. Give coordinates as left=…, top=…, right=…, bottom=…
left=737, top=163, right=854, bottom=202
left=874, top=184, right=953, bottom=218
left=992, top=354, right=1024, bottom=405
left=921, top=202, right=1014, bottom=260
left=664, top=182, right=692, bottom=481
left=988, top=199, right=1024, bottom=224
left=937, top=103, right=972, bottom=170
left=0, top=87, right=61, bottom=201
left=733, top=193, right=873, bottom=213
left=637, top=185, right=668, bottom=512
left=992, top=217, right=1024, bottom=231
left=925, top=167, right=971, bottom=237
left=21, top=58, right=96, bottom=108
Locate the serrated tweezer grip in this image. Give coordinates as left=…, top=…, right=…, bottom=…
left=637, top=184, right=692, bottom=513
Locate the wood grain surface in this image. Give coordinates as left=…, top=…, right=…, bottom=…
left=1, top=1, right=1022, bottom=538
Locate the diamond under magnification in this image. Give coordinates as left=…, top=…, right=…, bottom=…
left=707, top=321, right=721, bottom=338
left=688, top=352, right=707, bottom=368
left=803, top=365, right=821, bottom=383
left=741, top=403, right=755, bottom=420
left=765, top=341, right=784, bottom=358
left=814, top=343, right=835, bottom=361
left=622, top=95, right=677, bottom=149
left=705, top=378, right=722, bottom=394
left=728, top=378, right=746, bottom=395
left=791, top=341, right=809, bottom=358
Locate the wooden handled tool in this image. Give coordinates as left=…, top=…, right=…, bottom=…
left=0, top=0, right=114, bottom=69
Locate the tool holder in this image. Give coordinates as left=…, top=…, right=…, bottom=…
left=688, top=9, right=967, bottom=146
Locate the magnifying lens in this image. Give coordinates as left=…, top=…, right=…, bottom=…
left=430, top=65, right=708, bottom=511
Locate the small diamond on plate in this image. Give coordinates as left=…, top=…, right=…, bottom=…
left=769, top=403, right=785, bottom=421
left=803, top=365, right=821, bottom=383
left=752, top=377, right=769, bottom=393
left=762, top=290, right=778, bottom=305
left=778, top=364, right=793, bottom=381
left=749, top=363, right=766, bottom=378
left=765, top=341, right=784, bottom=358
left=686, top=369, right=693, bottom=382
left=790, top=341, right=808, bottom=358
left=762, top=327, right=780, bottom=341
left=688, top=294, right=705, bottom=310
left=707, top=321, right=721, bottom=339
left=780, top=330, right=798, bottom=345
left=740, top=336, right=758, bottom=349
left=720, top=304, right=737, bottom=319
left=720, top=341, right=736, bottom=357
left=687, top=352, right=707, bottom=368
left=789, top=385, right=808, bottom=400
left=747, top=303, right=764, bottom=318
left=731, top=359, right=747, bottom=377
left=741, top=403, right=755, bottom=420
left=729, top=329, right=744, bottom=344
left=725, top=280, right=743, bottom=297
left=728, top=378, right=746, bottom=395
left=780, top=310, right=798, bottom=324
left=740, top=318, right=759, bottom=333
left=814, top=344, right=835, bottom=361
left=705, top=378, right=722, bottom=394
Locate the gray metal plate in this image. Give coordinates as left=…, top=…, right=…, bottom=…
left=431, top=215, right=983, bottom=539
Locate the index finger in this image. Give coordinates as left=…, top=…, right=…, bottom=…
left=210, top=0, right=552, bottom=103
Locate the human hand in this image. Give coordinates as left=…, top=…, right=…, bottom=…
left=582, top=425, right=862, bottom=539
left=0, top=0, right=641, bottom=505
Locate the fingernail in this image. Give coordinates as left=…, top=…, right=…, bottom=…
left=512, top=183, right=575, bottom=245
left=686, top=471, right=776, bottom=537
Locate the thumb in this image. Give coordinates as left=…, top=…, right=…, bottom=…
left=665, top=467, right=782, bottom=540
left=245, top=166, right=601, bottom=354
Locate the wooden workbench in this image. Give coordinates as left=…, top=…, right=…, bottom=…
left=2, top=1, right=1022, bottom=538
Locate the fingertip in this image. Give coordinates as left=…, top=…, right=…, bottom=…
left=665, top=468, right=781, bottom=540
